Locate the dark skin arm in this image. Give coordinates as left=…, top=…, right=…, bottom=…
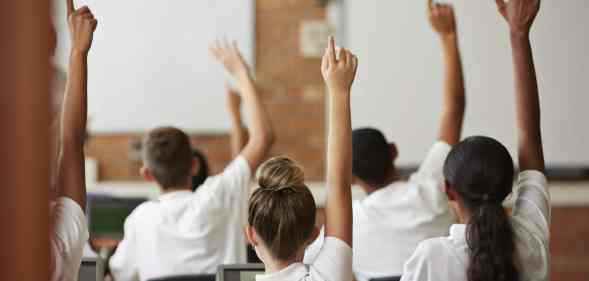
left=495, top=0, right=545, bottom=172
left=58, top=0, right=97, bottom=209
left=428, top=0, right=466, bottom=146
left=226, top=86, right=249, bottom=158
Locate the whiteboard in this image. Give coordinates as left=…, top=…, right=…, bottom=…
left=343, top=0, right=589, bottom=166
left=53, top=0, right=254, bottom=133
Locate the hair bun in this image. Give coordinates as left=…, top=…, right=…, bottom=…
left=256, top=156, right=305, bottom=190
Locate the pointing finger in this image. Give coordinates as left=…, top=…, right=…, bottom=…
left=66, top=0, right=75, bottom=17
left=328, top=36, right=336, bottom=65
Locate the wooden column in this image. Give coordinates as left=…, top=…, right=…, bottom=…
left=0, top=0, right=52, bottom=280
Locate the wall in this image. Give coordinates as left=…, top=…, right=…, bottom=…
left=86, top=0, right=327, bottom=181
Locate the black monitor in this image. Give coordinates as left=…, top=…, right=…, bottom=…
left=86, top=193, right=147, bottom=239
left=78, top=257, right=105, bottom=281
left=217, top=264, right=265, bottom=281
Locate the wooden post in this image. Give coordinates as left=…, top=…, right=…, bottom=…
left=0, top=0, right=52, bottom=280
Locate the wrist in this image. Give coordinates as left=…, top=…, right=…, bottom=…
left=441, top=33, right=458, bottom=48
left=510, top=29, right=530, bottom=40
left=70, top=49, right=89, bottom=59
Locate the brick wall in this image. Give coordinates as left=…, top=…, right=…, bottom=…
left=86, top=0, right=327, bottom=181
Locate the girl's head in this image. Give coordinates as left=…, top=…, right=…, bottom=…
left=443, top=136, right=518, bottom=281
left=246, top=157, right=318, bottom=263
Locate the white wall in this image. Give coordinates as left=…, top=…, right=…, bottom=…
left=342, top=0, right=589, bottom=166
left=52, top=0, right=254, bottom=133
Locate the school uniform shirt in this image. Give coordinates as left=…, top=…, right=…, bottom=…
left=304, top=141, right=455, bottom=281
left=257, top=237, right=352, bottom=281
left=109, top=156, right=251, bottom=281
left=51, top=197, right=89, bottom=281
left=401, top=170, right=550, bottom=281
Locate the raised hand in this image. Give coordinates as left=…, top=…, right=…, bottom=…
left=495, top=0, right=541, bottom=35
left=321, top=36, right=358, bottom=95
left=210, top=40, right=250, bottom=79
left=67, top=0, right=97, bottom=54
left=428, top=0, right=457, bottom=37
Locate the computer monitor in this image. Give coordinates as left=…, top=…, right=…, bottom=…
left=217, top=264, right=265, bottom=281
left=86, top=193, right=147, bottom=239
left=78, top=257, right=105, bottom=281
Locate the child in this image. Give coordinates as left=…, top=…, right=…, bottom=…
left=50, top=1, right=97, bottom=280
left=306, top=2, right=465, bottom=280
left=401, top=1, right=549, bottom=281
left=245, top=36, right=357, bottom=281
left=109, top=41, right=274, bottom=280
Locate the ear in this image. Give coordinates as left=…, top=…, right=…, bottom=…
left=140, top=166, right=155, bottom=182
left=190, top=158, right=200, bottom=176
left=444, top=180, right=459, bottom=202
left=245, top=226, right=258, bottom=246
left=308, top=226, right=320, bottom=245
left=389, top=142, right=398, bottom=161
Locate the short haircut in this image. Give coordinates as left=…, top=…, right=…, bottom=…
left=352, top=128, right=393, bottom=186
left=142, top=127, right=192, bottom=189
left=248, top=157, right=316, bottom=261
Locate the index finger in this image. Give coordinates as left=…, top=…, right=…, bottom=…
left=66, top=0, right=75, bottom=17
left=328, top=36, right=336, bottom=64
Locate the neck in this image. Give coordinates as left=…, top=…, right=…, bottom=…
left=160, top=186, right=191, bottom=194
left=259, top=248, right=304, bottom=275
left=360, top=169, right=400, bottom=195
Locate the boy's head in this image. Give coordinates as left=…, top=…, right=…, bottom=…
left=352, top=128, right=398, bottom=188
left=141, top=127, right=195, bottom=190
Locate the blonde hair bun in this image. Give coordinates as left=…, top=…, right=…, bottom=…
left=256, top=156, right=305, bottom=190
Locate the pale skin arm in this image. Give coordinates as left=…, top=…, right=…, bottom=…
left=428, top=0, right=466, bottom=146
left=226, top=86, right=249, bottom=158
left=322, top=36, right=358, bottom=246
left=495, top=0, right=545, bottom=172
left=210, top=41, right=275, bottom=171
left=58, top=0, right=97, bottom=209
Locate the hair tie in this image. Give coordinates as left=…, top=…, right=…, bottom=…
left=260, top=185, right=299, bottom=193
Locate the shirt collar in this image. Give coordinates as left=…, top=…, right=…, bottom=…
left=449, top=224, right=467, bottom=238
left=256, top=263, right=308, bottom=281
left=158, top=189, right=193, bottom=201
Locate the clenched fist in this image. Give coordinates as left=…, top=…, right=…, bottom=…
left=495, top=0, right=541, bottom=35
left=428, top=0, right=457, bottom=38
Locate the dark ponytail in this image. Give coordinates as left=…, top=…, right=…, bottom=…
left=444, top=136, right=519, bottom=281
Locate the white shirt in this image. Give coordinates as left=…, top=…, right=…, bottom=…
left=305, top=142, right=455, bottom=280
left=51, top=197, right=90, bottom=281
left=401, top=170, right=550, bottom=281
left=109, top=156, right=252, bottom=281
left=257, top=237, right=352, bottom=281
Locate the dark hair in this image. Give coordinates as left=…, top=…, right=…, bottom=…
left=443, top=136, right=518, bottom=281
left=191, top=149, right=210, bottom=191
left=248, top=157, right=316, bottom=261
left=142, top=127, right=193, bottom=189
left=352, top=128, right=393, bottom=186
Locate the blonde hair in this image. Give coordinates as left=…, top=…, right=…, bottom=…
left=248, top=157, right=316, bottom=261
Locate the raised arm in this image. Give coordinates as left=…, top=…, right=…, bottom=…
left=429, top=1, right=466, bottom=146
left=322, top=37, right=358, bottom=246
left=210, top=41, right=274, bottom=171
left=495, top=0, right=545, bottom=171
left=58, top=0, right=97, bottom=209
left=226, top=86, right=249, bottom=158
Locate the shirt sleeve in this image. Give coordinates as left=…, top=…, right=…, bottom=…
left=409, top=141, right=452, bottom=186
left=201, top=155, right=252, bottom=208
left=50, top=197, right=90, bottom=281
left=400, top=242, right=434, bottom=281
left=310, top=237, right=353, bottom=281
left=109, top=216, right=140, bottom=281
left=511, top=170, right=551, bottom=243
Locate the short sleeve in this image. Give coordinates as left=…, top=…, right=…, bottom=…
left=310, top=237, right=353, bottom=281
left=109, top=216, right=140, bottom=281
left=51, top=197, right=89, bottom=281
left=410, top=141, right=452, bottom=186
left=512, top=170, right=551, bottom=243
left=400, top=241, right=437, bottom=281
left=201, top=155, right=252, bottom=207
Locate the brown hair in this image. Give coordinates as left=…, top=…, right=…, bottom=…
left=248, top=157, right=317, bottom=261
left=142, top=127, right=192, bottom=189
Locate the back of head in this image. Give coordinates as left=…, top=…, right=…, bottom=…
left=443, top=136, right=518, bottom=281
left=191, top=149, right=210, bottom=191
left=248, top=156, right=316, bottom=261
left=142, top=127, right=192, bottom=189
left=352, top=128, right=392, bottom=187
